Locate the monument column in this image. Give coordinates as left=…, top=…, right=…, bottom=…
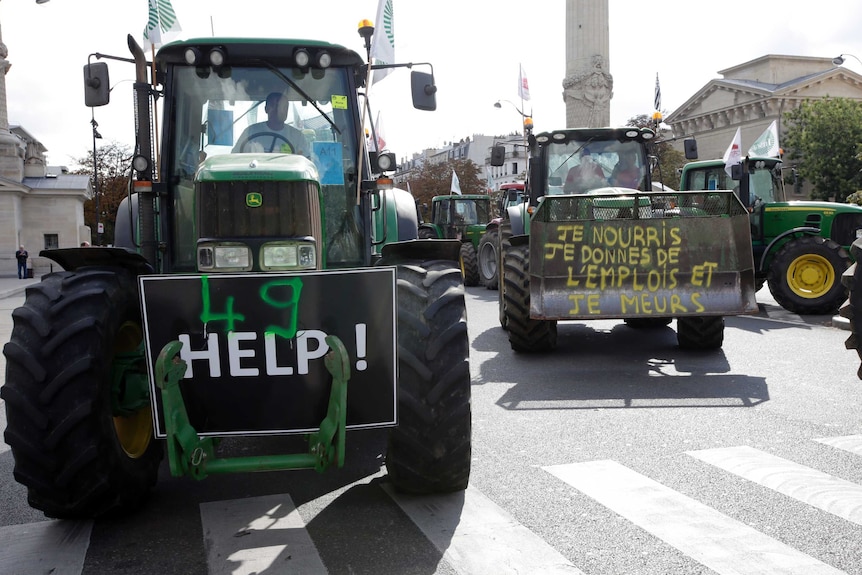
left=562, top=0, right=612, bottom=128
left=0, top=10, right=25, bottom=181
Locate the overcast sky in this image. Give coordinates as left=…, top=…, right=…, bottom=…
left=4, top=0, right=862, bottom=168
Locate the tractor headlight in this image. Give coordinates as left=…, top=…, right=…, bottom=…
left=197, top=243, right=252, bottom=272
left=261, top=241, right=317, bottom=271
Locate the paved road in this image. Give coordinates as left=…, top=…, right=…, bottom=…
left=1, top=282, right=861, bottom=575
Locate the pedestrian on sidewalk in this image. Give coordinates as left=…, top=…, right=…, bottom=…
left=15, top=245, right=28, bottom=279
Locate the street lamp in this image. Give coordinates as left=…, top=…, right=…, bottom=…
left=494, top=99, right=533, bottom=150
left=833, top=53, right=862, bottom=67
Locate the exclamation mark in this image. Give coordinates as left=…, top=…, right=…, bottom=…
left=355, top=323, right=367, bottom=371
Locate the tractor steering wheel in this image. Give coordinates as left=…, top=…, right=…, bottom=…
left=241, top=132, right=294, bottom=153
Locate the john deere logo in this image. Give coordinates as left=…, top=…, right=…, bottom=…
left=246, top=193, right=262, bottom=207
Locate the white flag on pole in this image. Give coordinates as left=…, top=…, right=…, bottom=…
left=518, top=64, right=531, bottom=101
left=748, top=120, right=780, bottom=157
left=370, top=0, right=395, bottom=85
left=143, top=0, right=182, bottom=51
left=451, top=170, right=462, bottom=195
left=723, top=127, right=742, bottom=178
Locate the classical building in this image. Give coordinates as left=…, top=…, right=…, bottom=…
left=665, top=55, right=862, bottom=197
left=563, top=0, right=612, bottom=128
left=0, top=126, right=91, bottom=277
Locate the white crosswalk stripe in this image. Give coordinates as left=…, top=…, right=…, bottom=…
left=199, top=493, right=327, bottom=575
left=815, top=434, right=862, bottom=457
left=544, top=459, right=846, bottom=575
left=688, top=445, right=862, bottom=526
left=384, top=484, right=585, bottom=575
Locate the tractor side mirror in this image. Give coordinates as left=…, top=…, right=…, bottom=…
left=683, top=138, right=698, bottom=160
left=411, top=71, right=437, bottom=111
left=490, top=145, right=506, bottom=167
left=83, top=62, right=110, bottom=107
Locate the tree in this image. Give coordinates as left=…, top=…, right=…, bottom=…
left=625, top=114, right=686, bottom=189
left=406, top=158, right=484, bottom=221
left=72, top=141, right=133, bottom=246
left=782, top=97, right=862, bottom=201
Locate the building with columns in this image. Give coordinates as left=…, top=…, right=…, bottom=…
left=665, top=55, right=862, bottom=197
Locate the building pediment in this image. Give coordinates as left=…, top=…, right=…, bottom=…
left=667, top=68, right=862, bottom=124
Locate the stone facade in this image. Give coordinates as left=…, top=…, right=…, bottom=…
left=665, top=55, right=862, bottom=197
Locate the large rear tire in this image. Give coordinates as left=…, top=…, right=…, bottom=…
left=478, top=230, right=499, bottom=290
left=840, top=239, right=862, bottom=378
left=459, top=242, right=480, bottom=287
left=676, top=316, right=725, bottom=350
left=767, top=236, right=850, bottom=315
left=503, top=242, right=557, bottom=352
left=384, top=259, right=471, bottom=493
left=498, top=223, right=513, bottom=329
left=2, top=269, right=162, bottom=518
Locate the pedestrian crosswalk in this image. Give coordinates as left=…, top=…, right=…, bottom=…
left=2, top=435, right=861, bottom=575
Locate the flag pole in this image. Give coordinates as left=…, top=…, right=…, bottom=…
left=150, top=44, right=161, bottom=180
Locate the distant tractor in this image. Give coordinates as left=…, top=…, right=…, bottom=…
left=419, top=194, right=492, bottom=286
left=493, top=127, right=757, bottom=352
left=679, top=155, right=862, bottom=314
left=478, top=182, right=525, bottom=290
left=2, top=23, right=472, bottom=519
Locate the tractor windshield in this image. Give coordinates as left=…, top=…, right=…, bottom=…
left=545, top=138, right=648, bottom=195
left=683, top=160, right=784, bottom=206
left=166, top=64, right=361, bottom=270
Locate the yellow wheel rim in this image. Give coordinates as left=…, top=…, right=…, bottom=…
left=786, top=254, right=835, bottom=299
left=112, top=321, right=153, bottom=459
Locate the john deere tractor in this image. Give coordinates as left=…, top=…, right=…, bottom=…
left=680, top=155, right=862, bottom=315
left=418, top=193, right=492, bottom=286
left=2, top=23, right=471, bottom=518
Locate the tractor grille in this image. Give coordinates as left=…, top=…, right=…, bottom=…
left=197, top=179, right=321, bottom=240
left=535, top=191, right=748, bottom=223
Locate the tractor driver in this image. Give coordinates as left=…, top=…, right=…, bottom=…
left=233, top=92, right=306, bottom=155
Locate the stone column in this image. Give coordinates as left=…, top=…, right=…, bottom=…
left=562, top=0, right=612, bottom=128
left=0, top=12, right=25, bottom=182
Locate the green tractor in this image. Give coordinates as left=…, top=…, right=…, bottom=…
left=679, top=155, right=862, bottom=314
left=418, top=193, right=492, bottom=286
left=2, top=23, right=472, bottom=519
left=493, top=127, right=757, bottom=352
left=477, top=182, right=525, bottom=290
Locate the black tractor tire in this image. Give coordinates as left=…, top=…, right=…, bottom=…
left=767, top=236, right=850, bottom=315
left=459, top=242, right=480, bottom=287
left=498, top=222, right=513, bottom=330
left=624, top=317, right=673, bottom=329
left=383, top=259, right=471, bottom=493
left=840, top=238, right=862, bottom=379
left=503, top=241, right=558, bottom=352
left=418, top=228, right=436, bottom=239
left=676, top=316, right=725, bottom=350
left=2, top=268, right=162, bottom=518
left=478, top=230, right=499, bottom=290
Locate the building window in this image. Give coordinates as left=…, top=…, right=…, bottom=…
left=512, top=162, right=518, bottom=175
left=44, top=234, right=59, bottom=250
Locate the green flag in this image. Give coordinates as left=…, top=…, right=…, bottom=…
left=143, top=0, right=182, bottom=51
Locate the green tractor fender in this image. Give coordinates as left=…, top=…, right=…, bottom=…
left=758, top=226, right=821, bottom=273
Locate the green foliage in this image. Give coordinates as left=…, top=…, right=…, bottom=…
left=406, top=158, right=484, bottom=220
left=625, top=114, right=686, bottom=189
left=783, top=97, right=862, bottom=201
left=72, top=141, right=133, bottom=246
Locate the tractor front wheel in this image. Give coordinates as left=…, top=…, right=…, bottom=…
left=478, top=230, right=499, bottom=290
left=459, top=242, right=480, bottom=287
left=384, top=259, right=471, bottom=493
left=503, top=241, right=557, bottom=352
left=2, top=268, right=161, bottom=518
left=767, top=236, right=850, bottom=315
left=677, top=316, right=725, bottom=350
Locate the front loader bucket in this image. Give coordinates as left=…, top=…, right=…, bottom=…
left=529, top=190, right=757, bottom=319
